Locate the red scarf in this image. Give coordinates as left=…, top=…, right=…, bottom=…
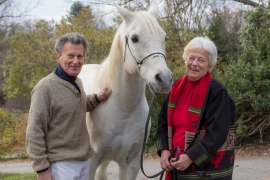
left=166, top=72, right=212, bottom=180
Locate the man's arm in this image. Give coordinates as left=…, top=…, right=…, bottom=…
left=26, top=86, right=51, bottom=173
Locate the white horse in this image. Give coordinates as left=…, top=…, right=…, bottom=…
left=79, top=3, right=173, bottom=180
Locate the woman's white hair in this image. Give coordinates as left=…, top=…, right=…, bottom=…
left=182, top=36, right=217, bottom=72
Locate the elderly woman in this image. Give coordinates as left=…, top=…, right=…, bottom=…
left=156, top=37, right=235, bottom=180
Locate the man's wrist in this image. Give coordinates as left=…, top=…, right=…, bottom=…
left=94, top=93, right=100, bottom=103
left=37, top=167, right=49, bottom=173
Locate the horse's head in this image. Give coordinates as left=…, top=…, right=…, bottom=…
left=115, top=3, right=173, bottom=95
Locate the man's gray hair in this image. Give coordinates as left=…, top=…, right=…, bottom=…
left=54, top=33, right=88, bottom=55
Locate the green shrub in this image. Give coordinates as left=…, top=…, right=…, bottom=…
left=0, top=109, right=14, bottom=155
left=0, top=109, right=27, bottom=156
left=215, top=7, right=270, bottom=144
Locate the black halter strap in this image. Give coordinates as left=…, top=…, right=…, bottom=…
left=140, top=93, right=181, bottom=180
left=124, top=36, right=166, bottom=71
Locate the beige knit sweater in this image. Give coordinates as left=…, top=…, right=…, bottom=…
left=26, top=73, right=98, bottom=172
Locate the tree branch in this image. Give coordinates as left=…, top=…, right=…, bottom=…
left=233, top=0, right=260, bottom=7
left=0, top=0, right=8, bottom=6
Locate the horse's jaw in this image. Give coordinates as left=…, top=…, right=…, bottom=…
left=148, top=83, right=171, bottom=96
left=139, top=58, right=173, bottom=95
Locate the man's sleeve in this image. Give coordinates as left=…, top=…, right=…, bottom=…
left=86, top=94, right=99, bottom=112
left=26, top=86, right=51, bottom=172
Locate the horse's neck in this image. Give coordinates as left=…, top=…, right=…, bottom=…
left=103, top=29, right=146, bottom=104
left=112, top=61, right=146, bottom=103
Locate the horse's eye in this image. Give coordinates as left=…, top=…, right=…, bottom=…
left=131, top=35, right=139, bottom=43
left=165, top=35, right=168, bottom=41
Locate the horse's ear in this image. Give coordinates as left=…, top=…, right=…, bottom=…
left=114, top=3, right=134, bottom=24
left=148, top=1, right=159, bottom=19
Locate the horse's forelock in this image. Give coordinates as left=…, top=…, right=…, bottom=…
left=135, top=11, right=164, bottom=35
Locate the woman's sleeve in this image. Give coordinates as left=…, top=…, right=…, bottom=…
left=156, top=95, right=170, bottom=156
left=185, top=89, right=232, bottom=169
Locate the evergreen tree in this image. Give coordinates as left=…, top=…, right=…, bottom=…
left=68, top=1, right=90, bottom=18
left=215, top=6, right=270, bottom=143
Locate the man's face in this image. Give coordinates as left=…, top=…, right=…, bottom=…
left=56, top=42, right=85, bottom=77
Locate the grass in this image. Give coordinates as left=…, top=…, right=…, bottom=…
left=0, top=173, right=36, bottom=180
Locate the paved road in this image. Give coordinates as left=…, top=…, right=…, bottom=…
left=0, top=157, right=270, bottom=180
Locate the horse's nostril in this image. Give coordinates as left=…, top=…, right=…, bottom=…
left=155, top=74, right=163, bottom=82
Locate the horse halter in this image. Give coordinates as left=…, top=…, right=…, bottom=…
left=124, top=36, right=166, bottom=71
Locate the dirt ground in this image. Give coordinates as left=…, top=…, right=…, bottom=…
left=234, top=145, right=270, bottom=158
left=1, top=145, right=270, bottom=180
left=2, top=144, right=269, bottom=164
left=1, top=155, right=270, bottom=180
left=143, top=144, right=270, bottom=159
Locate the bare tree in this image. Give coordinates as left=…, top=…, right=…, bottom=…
left=82, top=0, right=151, bottom=28
left=232, top=0, right=269, bottom=8
left=0, top=0, right=40, bottom=29
left=233, top=0, right=260, bottom=7
left=83, top=0, right=268, bottom=26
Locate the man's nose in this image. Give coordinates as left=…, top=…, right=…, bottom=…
left=73, top=57, right=80, bottom=63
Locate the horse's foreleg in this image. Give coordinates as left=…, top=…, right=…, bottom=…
left=118, top=163, right=128, bottom=180
left=126, top=153, right=141, bottom=180
left=118, top=157, right=140, bottom=180
left=88, top=154, right=100, bottom=180
left=96, top=161, right=110, bottom=180
left=118, top=143, right=141, bottom=180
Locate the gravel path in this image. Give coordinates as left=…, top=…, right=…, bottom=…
left=0, top=157, right=270, bottom=180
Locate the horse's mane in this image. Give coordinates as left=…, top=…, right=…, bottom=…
left=95, top=10, right=164, bottom=89
left=94, top=25, right=123, bottom=89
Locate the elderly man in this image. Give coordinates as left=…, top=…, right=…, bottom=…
left=26, top=33, right=111, bottom=180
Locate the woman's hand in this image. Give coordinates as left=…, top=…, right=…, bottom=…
left=160, top=150, right=174, bottom=172
left=170, top=154, right=193, bottom=171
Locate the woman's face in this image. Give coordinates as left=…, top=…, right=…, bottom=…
left=185, top=49, right=209, bottom=81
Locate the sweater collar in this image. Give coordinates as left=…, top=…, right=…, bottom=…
left=54, top=64, right=77, bottom=83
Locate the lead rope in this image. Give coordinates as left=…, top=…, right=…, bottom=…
left=140, top=93, right=180, bottom=180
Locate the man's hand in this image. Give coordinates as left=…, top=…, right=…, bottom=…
left=170, top=154, right=193, bottom=171
left=37, top=169, right=52, bottom=180
left=97, top=84, right=112, bottom=102
left=160, top=150, right=174, bottom=172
